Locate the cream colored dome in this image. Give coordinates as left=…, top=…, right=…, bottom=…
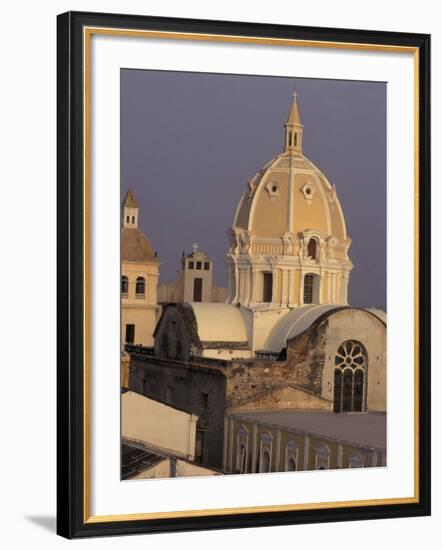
left=226, top=94, right=353, bottom=311
left=233, top=152, right=348, bottom=242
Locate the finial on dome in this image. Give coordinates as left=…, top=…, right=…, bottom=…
left=287, top=90, right=302, bottom=125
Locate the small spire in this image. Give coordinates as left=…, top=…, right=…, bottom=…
left=122, top=188, right=140, bottom=229
left=192, top=242, right=199, bottom=253
left=284, top=91, right=304, bottom=154
left=123, top=188, right=139, bottom=208
left=286, top=90, right=302, bottom=125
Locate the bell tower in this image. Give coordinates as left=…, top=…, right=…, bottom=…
left=122, top=188, right=139, bottom=228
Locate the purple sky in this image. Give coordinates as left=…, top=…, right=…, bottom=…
left=121, top=70, right=386, bottom=310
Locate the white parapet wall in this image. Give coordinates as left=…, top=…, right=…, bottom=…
left=122, top=391, right=198, bottom=460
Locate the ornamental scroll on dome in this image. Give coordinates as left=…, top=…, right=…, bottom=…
left=238, top=230, right=251, bottom=254
left=228, top=228, right=251, bottom=255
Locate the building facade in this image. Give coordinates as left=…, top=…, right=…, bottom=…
left=157, top=246, right=227, bottom=304
left=121, top=189, right=160, bottom=347
left=224, top=410, right=386, bottom=474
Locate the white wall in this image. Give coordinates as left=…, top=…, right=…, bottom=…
left=0, top=1, right=439, bottom=549
left=122, top=391, right=197, bottom=459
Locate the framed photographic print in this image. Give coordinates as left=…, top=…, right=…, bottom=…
left=57, top=11, right=431, bottom=538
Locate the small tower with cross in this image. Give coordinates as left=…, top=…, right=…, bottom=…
left=284, top=90, right=304, bottom=155
left=178, top=245, right=214, bottom=303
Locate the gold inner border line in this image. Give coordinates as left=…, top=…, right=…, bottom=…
left=82, top=26, right=420, bottom=524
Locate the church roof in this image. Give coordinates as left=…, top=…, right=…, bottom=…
left=122, top=439, right=165, bottom=480
left=123, top=189, right=139, bottom=208
left=188, top=303, right=249, bottom=344
left=122, top=227, right=158, bottom=262
left=265, top=305, right=386, bottom=352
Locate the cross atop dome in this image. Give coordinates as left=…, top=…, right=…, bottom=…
left=286, top=90, right=302, bottom=126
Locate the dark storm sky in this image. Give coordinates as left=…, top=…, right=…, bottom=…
left=121, top=70, right=386, bottom=310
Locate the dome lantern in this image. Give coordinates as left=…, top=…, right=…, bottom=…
left=284, top=91, right=304, bottom=155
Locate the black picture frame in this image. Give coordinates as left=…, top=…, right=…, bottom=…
left=57, top=10, right=431, bottom=539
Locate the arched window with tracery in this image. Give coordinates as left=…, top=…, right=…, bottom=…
left=121, top=275, right=128, bottom=296
left=334, top=340, right=367, bottom=413
left=135, top=276, right=145, bottom=298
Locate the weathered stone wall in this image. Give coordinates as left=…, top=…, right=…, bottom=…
left=153, top=304, right=201, bottom=361
left=226, top=361, right=295, bottom=409
left=286, top=317, right=329, bottom=395
left=225, top=320, right=329, bottom=410
left=229, top=385, right=331, bottom=412
left=128, top=354, right=226, bottom=469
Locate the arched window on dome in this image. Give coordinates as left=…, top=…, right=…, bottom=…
left=307, top=238, right=318, bottom=259
left=121, top=275, right=128, bottom=297
left=135, top=276, right=145, bottom=298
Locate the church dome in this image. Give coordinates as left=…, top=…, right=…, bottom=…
left=233, top=152, right=347, bottom=242
left=226, top=94, right=353, bottom=310
left=122, top=227, right=157, bottom=262
left=232, top=96, right=347, bottom=242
